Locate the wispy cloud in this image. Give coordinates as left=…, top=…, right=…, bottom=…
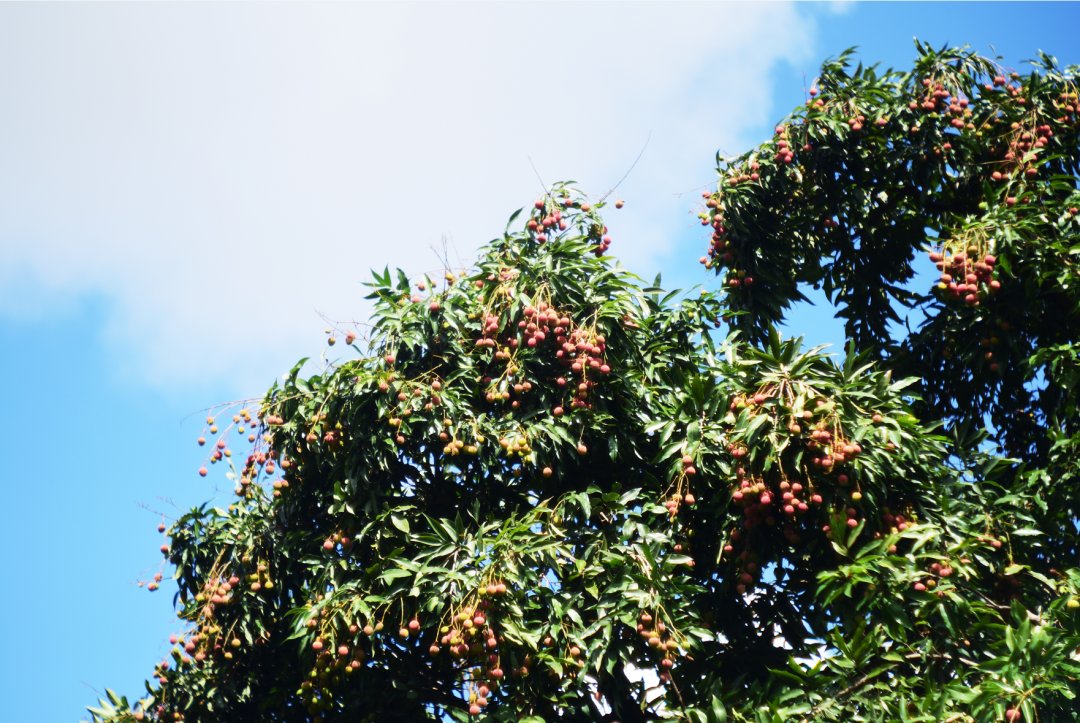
left=0, top=2, right=819, bottom=395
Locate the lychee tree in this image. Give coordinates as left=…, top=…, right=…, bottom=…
left=702, top=39, right=1080, bottom=611
left=89, top=44, right=1080, bottom=723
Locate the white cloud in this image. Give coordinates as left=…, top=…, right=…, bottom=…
left=0, top=2, right=819, bottom=396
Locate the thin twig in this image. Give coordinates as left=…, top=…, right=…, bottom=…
left=527, top=155, right=548, bottom=197
left=599, top=131, right=652, bottom=202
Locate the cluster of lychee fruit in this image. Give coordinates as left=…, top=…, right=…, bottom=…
left=991, top=120, right=1055, bottom=186
left=721, top=536, right=761, bottom=596
left=930, top=247, right=1000, bottom=307
left=635, top=611, right=680, bottom=683
left=803, top=87, right=887, bottom=132
left=431, top=586, right=515, bottom=716
left=433, top=600, right=500, bottom=661
left=804, top=423, right=864, bottom=471
left=526, top=195, right=614, bottom=255
left=1053, top=88, right=1079, bottom=123
left=700, top=195, right=728, bottom=257
left=912, top=559, right=955, bottom=593
left=662, top=453, right=698, bottom=517
left=200, top=576, right=237, bottom=608
left=982, top=72, right=1024, bottom=98
left=321, top=530, right=354, bottom=555
left=474, top=294, right=611, bottom=415
left=379, top=366, right=483, bottom=456
left=723, top=462, right=835, bottom=595
left=301, top=616, right=378, bottom=717
left=717, top=399, right=893, bottom=591
left=162, top=585, right=269, bottom=672
left=722, top=160, right=761, bottom=187
left=909, top=77, right=971, bottom=128
left=881, top=509, right=913, bottom=534
left=773, top=136, right=796, bottom=164
left=698, top=194, right=756, bottom=289
left=194, top=408, right=287, bottom=500
left=734, top=471, right=823, bottom=523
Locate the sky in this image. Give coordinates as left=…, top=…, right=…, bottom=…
left=0, top=3, right=1078, bottom=721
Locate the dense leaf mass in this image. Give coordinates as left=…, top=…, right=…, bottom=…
left=90, top=44, right=1080, bottom=723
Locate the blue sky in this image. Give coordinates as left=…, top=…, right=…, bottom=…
left=1, top=3, right=1078, bottom=720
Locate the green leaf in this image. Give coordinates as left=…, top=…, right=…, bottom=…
left=390, top=515, right=410, bottom=534
left=711, top=694, right=729, bottom=722
left=378, top=568, right=412, bottom=583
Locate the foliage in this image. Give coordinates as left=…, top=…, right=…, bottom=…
left=88, top=43, right=1080, bottom=723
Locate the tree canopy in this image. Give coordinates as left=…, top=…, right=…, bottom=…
left=89, top=42, right=1080, bottom=723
